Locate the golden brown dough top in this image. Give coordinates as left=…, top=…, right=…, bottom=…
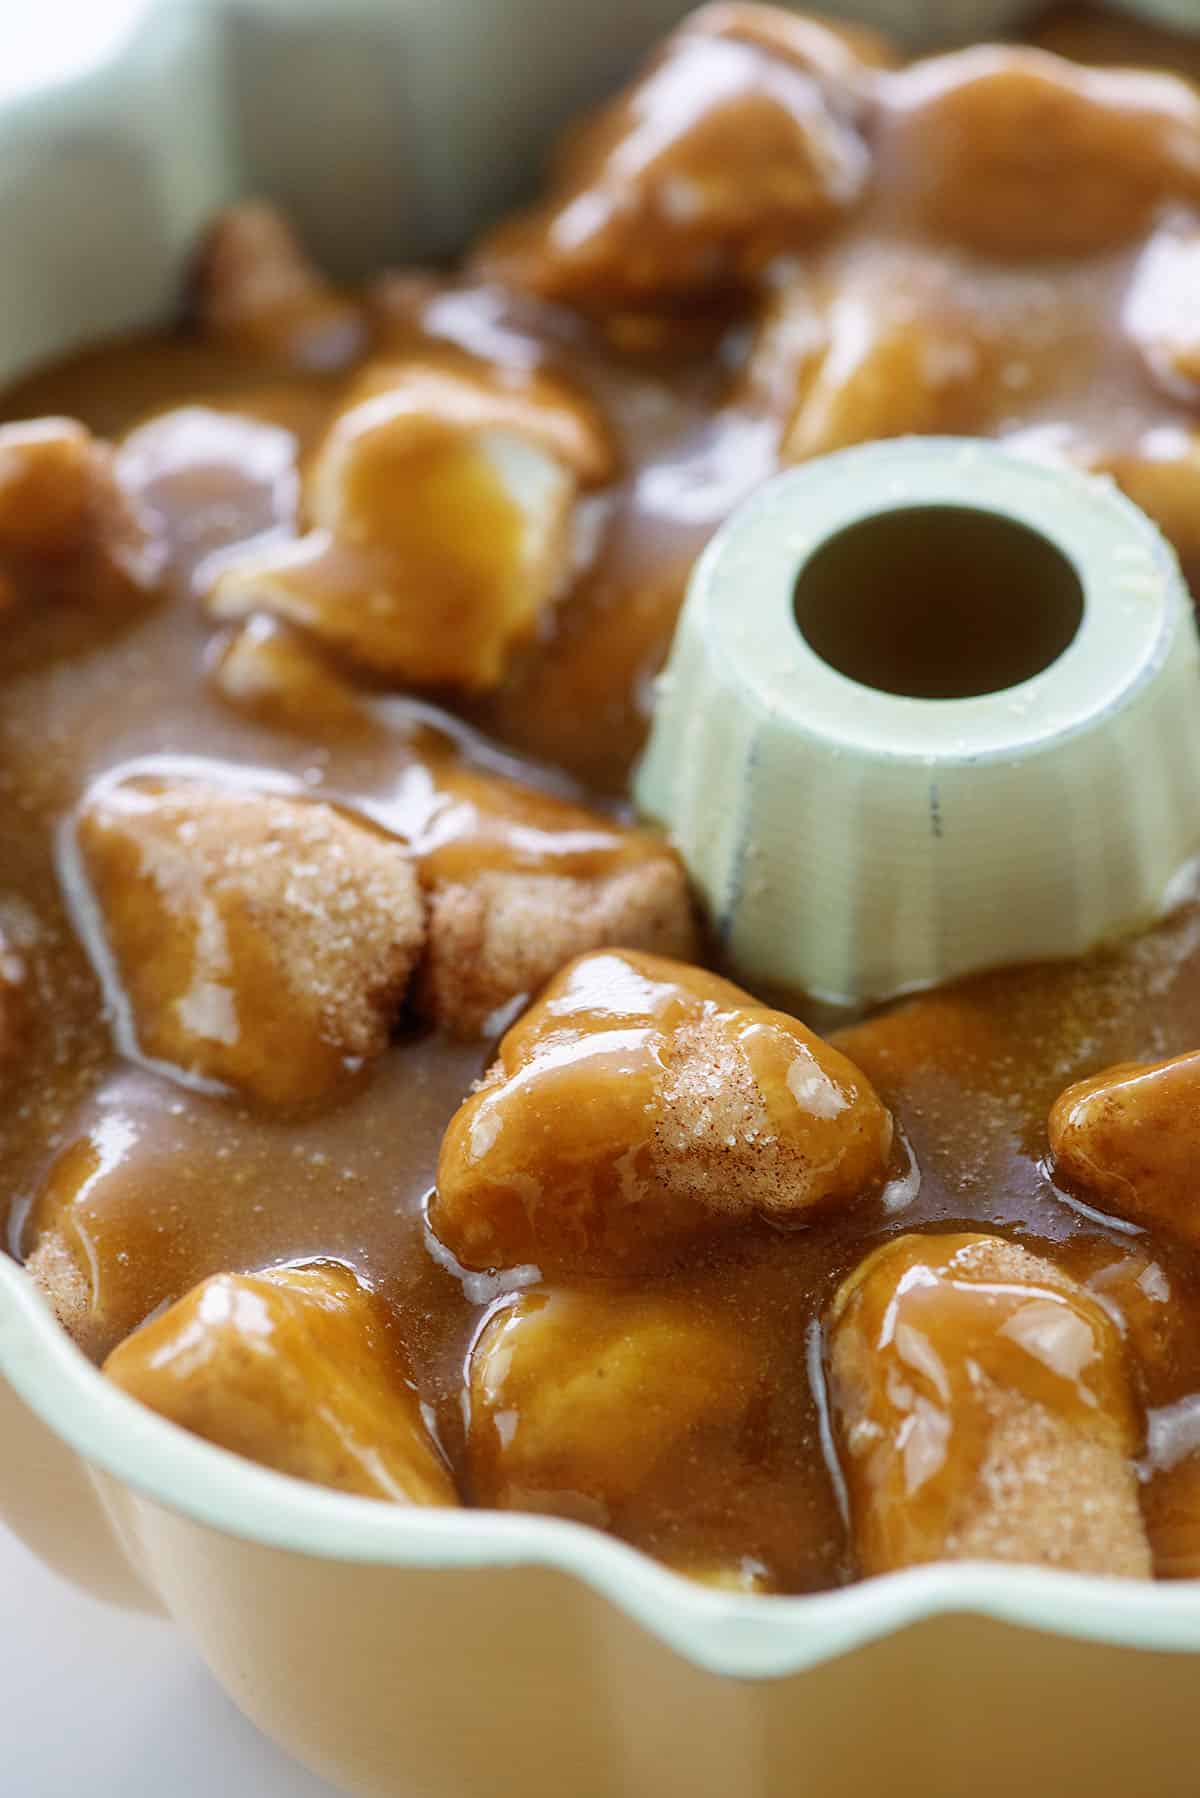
left=468, top=1285, right=767, bottom=1552
left=433, top=948, right=893, bottom=1274
left=104, top=1262, right=457, bottom=1505
left=206, top=355, right=595, bottom=693
left=828, top=1232, right=1147, bottom=1577
left=0, top=417, right=163, bottom=614
left=325, top=355, right=619, bottom=488
left=1050, top=1049, right=1200, bottom=1248
left=72, top=775, right=425, bottom=1107
left=875, top=46, right=1200, bottom=258
left=475, top=10, right=873, bottom=306
left=191, top=201, right=368, bottom=372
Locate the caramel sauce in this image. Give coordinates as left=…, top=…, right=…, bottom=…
left=4, top=7, right=1200, bottom=1588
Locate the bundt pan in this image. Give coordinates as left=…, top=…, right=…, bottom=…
left=2, top=3, right=1200, bottom=1796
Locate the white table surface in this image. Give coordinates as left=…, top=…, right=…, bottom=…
left=0, top=1522, right=339, bottom=1796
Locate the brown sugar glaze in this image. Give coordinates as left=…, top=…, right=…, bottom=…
left=5, top=6, right=1200, bottom=1590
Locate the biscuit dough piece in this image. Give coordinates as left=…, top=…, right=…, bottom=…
left=72, top=775, right=425, bottom=1107
left=327, top=357, right=618, bottom=488
left=208, top=613, right=371, bottom=736
left=27, top=1229, right=106, bottom=1359
left=1049, top=1050, right=1200, bottom=1249
left=475, top=7, right=874, bottom=308
left=421, top=859, right=695, bottom=1039
left=758, top=250, right=997, bottom=463
left=433, top=948, right=893, bottom=1274
left=391, top=760, right=696, bottom=1037
left=104, top=1263, right=457, bottom=1504
left=207, top=357, right=612, bottom=692
left=827, top=1232, right=1152, bottom=1578
left=192, top=202, right=368, bottom=371
left=878, top=47, right=1200, bottom=258
left=468, top=1285, right=762, bottom=1523
left=0, top=418, right=162, bottom=615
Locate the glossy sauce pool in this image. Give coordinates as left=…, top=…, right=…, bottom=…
left=4, top=8, right=1200, bottom=1590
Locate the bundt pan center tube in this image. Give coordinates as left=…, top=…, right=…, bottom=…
left=4, top=4, right=1200, bottom=1798
left=635, top=437, right=1200, bottom=1003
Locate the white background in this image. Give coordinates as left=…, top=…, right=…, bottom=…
left=1, top=1523, right=338, bottom=1795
